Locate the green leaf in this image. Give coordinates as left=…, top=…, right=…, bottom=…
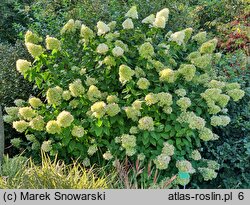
left=186, top=135, right=192, bottom=142
left=62, top=137, right=71, bottom=146
left=181, top=150, right=186, bottom=155
left=110, top=116, right=117, bottom=124
left=160, top=133, right=169, bottom=139
left=176, top=128, right=186, bottom=137
left=196, top=107, right=202, bottom=115
left=186, top=130, right=195, bottom=137
left=182, top=138, right=190, bottom=146
left=167, top=139, right=174, bottom=145
left=176, top=138, right=182, bottom=146
left=94, top=126, right=103, bottom=137
left=96, top=119, right=103, bottom=127
left=157, top=139, right=164, bottom=146
left=103, top=127, right=110, bottom=135
left=35, top=77, right=43, bottom=89
left=165, top=124, right=172, bottom=132
left=195, top=137, right=201, bottom=147
left=68, top=141, right=76, bottom=152
left=177, top=144, right=182, bottom=150
left=174, top=124, right=181, bottom=132
left=150, top=137, right=157, bottom=146
left=150, top=132, right=158, bottom=140
left=170, top=113, right=176, bottom=121
left=41, top=71, right=50, bottom=81
left=142, top=132, right=150, bottom=145
left=118, top=118, right=124, bottom=126
left=170, top=129, right=176, bottom=137
left=143, top=131, right=149, bottom=139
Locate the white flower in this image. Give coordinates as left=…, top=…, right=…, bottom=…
left=45, top=36, right=61, bottom=50
left=169, top=31, right=185, bottom=45
left=97, top=21, right=110, bottom=35
left=112, top=46, right=124, bottom=57
left=80, top=24, right=94, bottom=42
left=25, top=43, right=43, bottom=58
left=122, top=18, right=134, bottom=29
left=156, top=8, right=169, bottom=21
left=96, top=43, right=109, bottom=54
left=108, top=21, right=117, bottom=30
left=125, top=6, right=138, bottom=19
left=16, top=59, right=31, bottom=75
left=103, top=151, right=113, bottom=160
left=153, top=16, right=166, bottom=28
left=142, top=14, right=155, bottom=24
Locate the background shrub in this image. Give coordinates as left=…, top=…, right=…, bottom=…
left=0, top=42, right=33, bottom=107
left=191, top=50, right=250, bottom=188
left=193, top=0, right=249, bottom=32
left=0, top=42, right=35, bottom=154
left=3, top=0, right=248, bottom=44
left=0, top=0, right=32, bottom=43
left=217, top=14, right=249, bottom=55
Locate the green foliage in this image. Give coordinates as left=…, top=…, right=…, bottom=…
left=193, top=0, right=249, bottom=32
left=0, top=155, right=28, bottom=179
left=192, top=50, right=250, bottom=188
left=4, top=7, right=246, bottom=187
left=0, top=42, right=35, bottom=147
left=66, top=0, right=198, bottom=31
left=3, top=0, right=248, bottom=44
left=0, top=153, right=109, bottom=189
left=17, top=0, right=71, bottom=38
left=217, top=50, right=249, bottom=85
left=0, top=105, right=4, bottom=162
left=0, top=42, right=33, bottom=107
left=0, top=0, right=32, bottom=43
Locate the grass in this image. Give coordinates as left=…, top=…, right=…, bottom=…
left=0, top=154, right=176, bottom=189
left=0, top=153, right=110, bottom=189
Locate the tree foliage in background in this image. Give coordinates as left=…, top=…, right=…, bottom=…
left=1, top=0, right=249, bottom=44
left=199, top=50, right=250, bottom=188
left=0, top=42, right=34, bottom=149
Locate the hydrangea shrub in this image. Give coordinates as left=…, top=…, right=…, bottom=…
left=4, top=6, right=245, bottom=186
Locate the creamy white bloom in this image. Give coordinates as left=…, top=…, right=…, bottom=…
left=103, top=151, right=113, bottom=160
left=97, top=21, right=110, bottom=35
left=108, top=21, right=117, bottom=30
left=153, top=16, right=166, bottom=28
left=25, top=30, right=42, bottom=44
left=25, top=42, right=43, bottom=58
left=156, top=8, right=170, bottom=21
left=16, top=59, right=31, bottom=75
left=80, top=24, right=94, bottom=42
left=122, top=18, right=134, bottom=29
left=96, top=43, right=109, bottom=54
left=142, top=14, right=155, bottom=24
left=112, top=46, right=124, bottom=57
left=45, top=35, right=61, bottom=50
left=125, top=6, right=138, bottom=19
left=60, top=19, right=75, bottom=34
left=169, top=31, right=185, bottom=45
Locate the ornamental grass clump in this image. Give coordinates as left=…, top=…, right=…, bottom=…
left=4, top=7, right=245, bottom=186
left=0, top=154, right=109, bottom=189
